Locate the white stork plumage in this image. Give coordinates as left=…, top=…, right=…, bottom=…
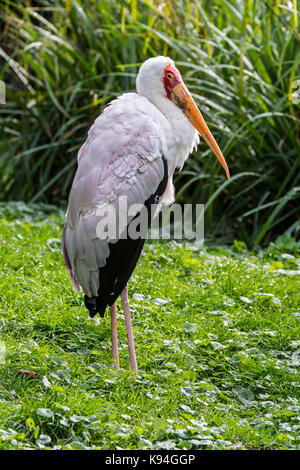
left=62, top=56, right=230, bottom=371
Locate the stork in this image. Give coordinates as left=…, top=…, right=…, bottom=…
left=62, top=56, right=230, bottom=371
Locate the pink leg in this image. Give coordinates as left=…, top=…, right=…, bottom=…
left=121, top=284, right=137, bottom=372
left=110, top=302, right=119, bottom=368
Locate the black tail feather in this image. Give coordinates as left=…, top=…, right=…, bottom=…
left=84, top=295, right=107, bottom=318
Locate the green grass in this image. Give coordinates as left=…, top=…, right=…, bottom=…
left=0, top=203, right=299, bottom=450
left=0, top=0, right=300, bottom=247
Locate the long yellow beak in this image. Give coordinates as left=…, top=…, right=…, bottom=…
left=170, top=83, right=230, bottom=179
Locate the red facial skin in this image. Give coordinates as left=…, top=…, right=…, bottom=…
left=163, top=64, right=182, bottom=99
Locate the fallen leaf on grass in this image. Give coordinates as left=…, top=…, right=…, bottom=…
left=16, top=369, right=39, bottom=378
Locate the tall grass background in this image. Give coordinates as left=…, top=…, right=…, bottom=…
left=0, top=0, right=299, bottom=247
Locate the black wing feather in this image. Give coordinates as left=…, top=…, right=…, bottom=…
left=85, top=156, right=168, bottom=317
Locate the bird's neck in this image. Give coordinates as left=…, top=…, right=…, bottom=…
left=149, top=94, right=199, bottom=172
left=150, top=93, right=186, bottom=125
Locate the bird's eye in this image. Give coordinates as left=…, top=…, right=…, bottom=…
left=166, top=73, right=173, bottom=80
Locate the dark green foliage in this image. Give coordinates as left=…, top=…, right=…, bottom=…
left=0, top=0, right=299, bottom=247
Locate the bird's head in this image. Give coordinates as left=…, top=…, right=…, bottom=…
left=136, top=56, right=230, bottom=179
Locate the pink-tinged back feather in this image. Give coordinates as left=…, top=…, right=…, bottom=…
left=63, top=93, right=171, bottom=297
